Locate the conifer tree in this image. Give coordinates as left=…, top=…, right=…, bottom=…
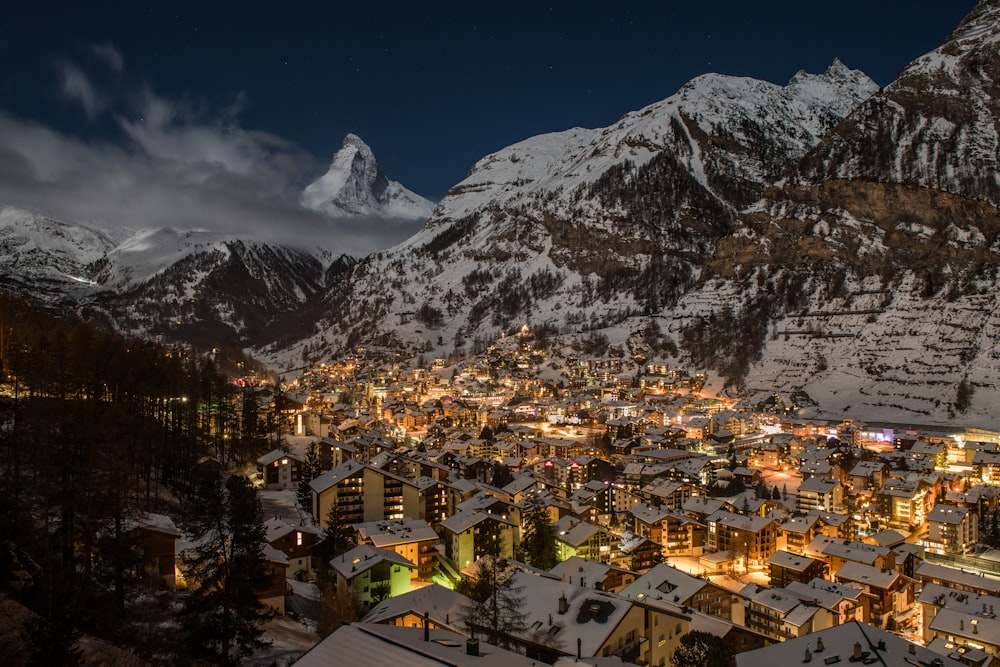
left=521, top=492, right=558, bottom=570
left=670, top=630, right=733, bottom=667
left=460, top=555, right=527, bottom=650
left=181, top=474, right=272, bottom=666
left=297, top=442, right=323, bottom=514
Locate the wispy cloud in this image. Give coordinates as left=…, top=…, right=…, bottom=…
left=54, top=59, right=107, bottom=119
left=0, top=49, right=423, bottom=258
left=91, top=42, right=123, bottom=74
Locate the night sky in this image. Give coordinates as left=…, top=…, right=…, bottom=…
left=0, top=1, right=980, bottom=251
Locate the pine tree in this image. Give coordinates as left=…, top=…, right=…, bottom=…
left=460, top=555, right=527, bottom=650
left=771, top=485, right=781, bottom=500
left=181, top=474, right=273, bottom=666
left=297, top=442, right=323, bottom=514
left=521, top=492, right=558, bottom=570
left=670, top=630, right=733, bottom=667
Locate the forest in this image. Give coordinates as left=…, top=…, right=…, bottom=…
left=0, top=294, right=284, bottom=666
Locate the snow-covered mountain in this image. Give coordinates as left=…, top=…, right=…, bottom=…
left=0, top=206, right=353, bottom=351
left=301, top=134, right=435, bottom=221
left=258, top=1, right=1000, bottom=430
left=799, top=0, right=1000, bottom=205
left=257, top=60, right=879, bottom=365
left=0, top=207, right=125, bottom=297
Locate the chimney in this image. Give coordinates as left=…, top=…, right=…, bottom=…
left=423, top=611, right=429, bottom=642
left=877, top=639, right=886, bottom=651
left=853, top=643, right=862, bottom=660
left=909, top=644, right=916, bottom=655
left=466, top=638, right=479, bottom=656
left=558, top=593, right=569, bottom=614
left=578, top=637, right=582, bottom=660
left=803, top=647, right=812, bottom=663
left=816, top=637, right=824, bottom=652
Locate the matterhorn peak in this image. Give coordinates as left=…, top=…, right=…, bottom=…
left=301, top=133, right=435, bottom=221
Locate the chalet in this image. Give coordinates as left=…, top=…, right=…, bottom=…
left=735, top=620, right=965, bottom=667
left=739, top=583, right=836, bottom=641
left=796, top=477, right=844, bottom=513
left=879, top=476, right=932, bottom=530
left=630, top=505, right=705, bottom=556
left=353, top=518, right=440, bottom=582
left=550, top=556, right=637, bottom=593
left=261, top=544, right=289, bottom=614
left=361, top=583, right=471, bottom=635
left=257, top=448, right=304, bottom=490
left=553, top=516, right=618, bottom=563
left=622, top=562, right=735, bottom=619
left=617, top=532, right=663, bottom=571
left=294, top=409, right=333, bottom=437
left=122, top=512, right=181, bottom=590
left=778, top=513, right=821, bottom=554
left=489, top=570, right=690, bottom=666
left=437, top=510, right=519, bottom=570
left=705, top=510, right=779, bottom=570
left=330, top=544, right=416, bottom=612
left=918, top=582, right=1000, bottom=658
left=767, top=550, right=826, bottom=588
left=849, top=460, right=890, bottom=492
left=833, top=560, right=915, bottom=628
left=264, top=518, right=321, bottom=581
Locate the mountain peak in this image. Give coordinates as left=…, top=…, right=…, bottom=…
left=301, top=134, right=434, bottom=221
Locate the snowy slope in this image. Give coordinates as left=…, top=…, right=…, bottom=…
left=301, top=134, right=435, bottom=221
left=800, top=0, right=1000, bottom=205
left=418, top=60, right=876, bottom=233
left=0, top=206, right=124, bottom=295
left=258, top=62, right=878, bottom=370
left=260, top=4, right=1000, bottom=432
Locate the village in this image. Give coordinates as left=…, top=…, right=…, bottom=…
left=127, top=324, right=1000, bottom=666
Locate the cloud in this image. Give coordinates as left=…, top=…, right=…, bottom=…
left=54, top=59, right=107, bottom=119
left=91, top=43, right=123, bottom=73
left=0, top=85, right=423, bottom=258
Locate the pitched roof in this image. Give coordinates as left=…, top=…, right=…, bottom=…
left=361, top=584, right=471, bottom=632
left=293, top=623, right=537, bottom=667
left=620, top=562, right=710, bottom=606
left=330, top=544, right=415, bottom=579
left=734, top=620, right=962, bottom=667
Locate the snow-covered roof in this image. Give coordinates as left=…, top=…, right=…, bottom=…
left=439, top=510, right=516, bottom=535
left=734, top=620, right=962, bottom=667
left=928, top=503, right=970, bottom=525
left=767, top=550, right=821, bottom=572
left=263, top=517, right=320, bottom=543
left=292, top=623, right=537, bottom=667
left=916, top=562, right=1000, bottom=595
left=353, top=518, right=439, bottom=547
left=833, top=561, right=900, bottom=590
left=329, top=544, right=415, bottom=579
left=361, top=584, right=471, bottom=631
left=127, top=512, right=181, bottom=537
left=620, top=562, right=710, bottom=606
